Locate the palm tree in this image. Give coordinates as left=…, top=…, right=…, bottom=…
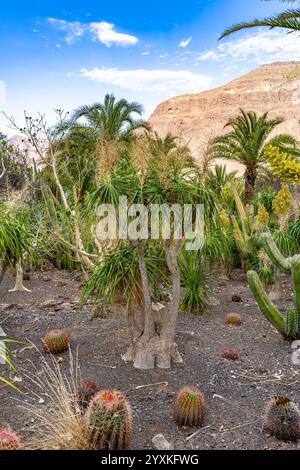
left=56, top=94, right=149, bottom=186
left=67, top=93, right=148, bottom=144
left=220, top=0, right=300, bottom=39
left=212, top=110, right=298, bottom=202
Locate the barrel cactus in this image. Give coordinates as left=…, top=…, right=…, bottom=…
left=247, top=232, right=300, bottom=339
left=0, top=428, right=23, bottom=450
left=173, top=386, right=205, bottom=427
left=221, top=348, right=240, bottom=361
left=42, top=329, right=70, bottom=354
left=77, top=380, right=99, bottom=411
left=226, top=313, right=242, bottom=326
left=85, top=389, right=133, bottom=450
left=263, top=396, right=300, bottom=441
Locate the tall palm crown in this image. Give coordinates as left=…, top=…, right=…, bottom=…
left=220, top=0, right=300, bottom=39
left=212, top=110, right=298, bottom=202
left=69, top=93, right=148, bottom=143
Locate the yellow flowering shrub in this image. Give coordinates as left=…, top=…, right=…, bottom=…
left=264, top=145, right=300, bottom=184
left=257, top=203, right=269, bottom=229
left=220, top=208, right=229, bottom=227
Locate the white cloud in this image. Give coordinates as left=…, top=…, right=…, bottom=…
left=179, top=37, right=192, bottom=48
left=80, top=67, right=212, bottom=94
left=48, top=18, right=85, bottom=45
left=198, top=30, right=300, bottom=65
left=48, top=18, right=138, bottom=47
left=142, top=51, right=150, bottom=56
left=90, top=21, right=138, bottom=47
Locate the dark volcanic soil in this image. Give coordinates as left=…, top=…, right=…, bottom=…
left=0, top=268, right=299, bottom=450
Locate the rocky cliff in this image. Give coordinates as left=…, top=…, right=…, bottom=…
left=149, top=62, right=300, bottom=170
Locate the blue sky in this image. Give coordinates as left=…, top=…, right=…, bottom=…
left=1, top=0, right=299, bottom=135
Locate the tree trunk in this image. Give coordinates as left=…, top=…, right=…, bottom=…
left=244, top=168, right=257, bottom=203
left=0, top=259, right=8, bottom=286
left=122, top=241, right=183, bottom=369
left=9, top=263, right=31, bottom=292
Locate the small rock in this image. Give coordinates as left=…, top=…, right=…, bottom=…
left=151, top=434, right=173, bottom=450
left=23, top=273, right=30, bottom=281
left=56, top=280, right=69, bottom=287
left=60, top=303, right=73, bottom=309
left=0, top=303, right=16, bottom=311
left=39, top=299, right=57, bottom=308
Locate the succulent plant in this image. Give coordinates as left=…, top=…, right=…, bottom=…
left=42, top=329, right=70, bottom=354
left=226, top=313, right=242, bottom=326
left=173, top=386, right=205, bottom=427
left=85, top=389, right=133, bottom=450
left=77, top=380, right=99, bottom=411
left=221, top=348, right=240, bottom=361
left=247, top=232, right=300, bottom=339
left=0, top=428, right=23, bottom=450
left=263, top=396, right=300, bottom=441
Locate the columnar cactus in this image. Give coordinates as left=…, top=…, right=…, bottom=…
left=77, top=380, right=99, bottom=411
left=85, top=389, right=133, bottom=450
left=173, top=386, right=205, bottom=427
left=247, top=232, right=300, bottom=339
left=0, top=428, right=23, bottom=450
left=263, top=396, right=300, bottom=441
left=42, top=329, right=70, bottom=354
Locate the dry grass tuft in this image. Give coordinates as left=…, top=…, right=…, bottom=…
left=19, top=348, right=91, bottom=450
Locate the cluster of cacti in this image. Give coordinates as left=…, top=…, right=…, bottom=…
left=263, top=396, right=300, bottom=441
left=264, top=145, right=300, bottom=185
left=221, top=348, right=240, bottom=361
left=173, top=386, right=205, bottom=427
left=226, top=313, right=242, bottom=326
left=77, top=380, right=99, bottom=411
left=0, top=428, right=23, bottom=450
left=247, top=232, right=300, bottom=339
left=42, top=329, right=70, bottom=354
left=85, top=389, right=133, bottom=450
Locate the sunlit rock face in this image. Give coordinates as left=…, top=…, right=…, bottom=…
left=149, top=61, right=300, bottom=172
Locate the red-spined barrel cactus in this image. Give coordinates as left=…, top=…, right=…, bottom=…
left=85, top=389, right=133, bottom=450
left=77, top=380, right=99, bottom=411
left=226, top=313, right=242, bottom=326
left=42, top=329, right=70, bottom=354
left=0, top=428, right=23, bottom=450
left=173, top=386, right=205, bottom=427
left=263, top=396, right=300, bottom=441
left=221, top=348, right=240, bottom=361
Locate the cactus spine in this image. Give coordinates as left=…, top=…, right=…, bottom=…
left=42, top=329, right=70, bottom=354
left=0, top=428, right=23, bottom=450
left=247, top=232, right=300, bottom=339
left=85, top=389, right=133, bottom=450
left=263, top=396, right=300, bottom=441
left=173, top=386, right=205, bottom=427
